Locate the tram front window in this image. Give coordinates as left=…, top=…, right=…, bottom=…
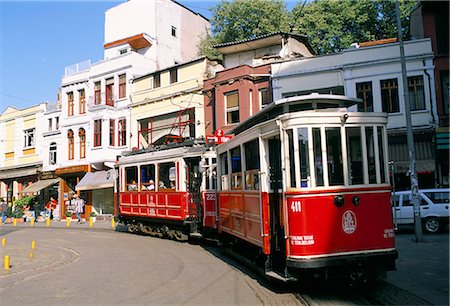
left=347, top=127, right=364, bottom=185
left=298, top=128, right=310, bottom=187
left=378, top=127, right=387, bottom=183
left=312, top=128, right=324, bottom=186
left=326, top=128, right=344, bottom=186
left=366, top=127, right=377, bottom=184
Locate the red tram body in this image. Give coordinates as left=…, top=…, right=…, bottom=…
left=115, top=94, right=397, bottom=282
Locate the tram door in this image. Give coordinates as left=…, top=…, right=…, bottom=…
left=184, top=157, right=202, bottom=230
left=268, top=137, right=286, bottom=273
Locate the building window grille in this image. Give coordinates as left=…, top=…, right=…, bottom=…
left=118, top=119, right=126, bottom=146
left=49, top=142, right=57, bottom=165
left=110, top=119, right=115, bottom=146
left=94, top=120, right=102, bottom=147
left=381, top=78, right=400, bottom=113
left=67, top=92, right=74, bottom=116
left=356, top=82, right=373, bottom=112
left=68, top=129, right=74, bottom=160
left=170, top=68, right=178, bottom=84
left=24, top=128, right=35, bottom=148
left=79, top=128, right=86, bottom=159
left=106, top=78, right=114, bottom=106
left=94, top=81, right=101, bottom=104
left=118, top=74, right=126, bottom=99
left=408, top=75, right=425, bottom=111
left=79, top=89, right=86, bottom=114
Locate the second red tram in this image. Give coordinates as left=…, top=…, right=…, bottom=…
left=115, top=93, right=398, bottom=282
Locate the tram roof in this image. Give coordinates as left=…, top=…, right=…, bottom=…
left=228, top=93, right=361, bottom=136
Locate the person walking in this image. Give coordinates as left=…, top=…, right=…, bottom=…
left=1, top=198, right=8, bottom=224
left=74, top=194, right=85, bottom=224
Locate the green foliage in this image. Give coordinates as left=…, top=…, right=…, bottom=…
left=89, top=212, right=97, bottom=217
left=199, top=0, right=419, bottom=57
left=65, top=211, right=72, bottom=217
left=13, top=195, right=36, bottom=210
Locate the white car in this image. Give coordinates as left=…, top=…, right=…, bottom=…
left=392, top=189, right=449, bottom=233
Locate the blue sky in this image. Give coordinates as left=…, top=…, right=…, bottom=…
left=0, top=0, right=296, bottom=112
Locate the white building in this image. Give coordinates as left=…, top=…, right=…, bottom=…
left=42, top=0, right=210, bottom=216
left=271, top=38, right=438, bottom=189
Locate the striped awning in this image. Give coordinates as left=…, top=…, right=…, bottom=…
left=22, top=178, right=60, bottom=194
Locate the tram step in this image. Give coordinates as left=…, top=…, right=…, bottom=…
left=265, top=271, right=297, bottom=282
left=189, top=232, right=203, bottom=239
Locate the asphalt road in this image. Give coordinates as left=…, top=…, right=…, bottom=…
left=0, top=222, right=448, bottom=305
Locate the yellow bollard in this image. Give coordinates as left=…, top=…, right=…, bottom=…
left=31, top=240, right=36, bottom=250
left=111, top=218, right=116, bottom=229
left=4, top=255, right=10, bottom=270
left=46, top=218, right=51, bottom=227
left=30, top=218, right=35, bottom=226
left=0, top=218, right=2, bottom=225
left=2, top=237, right=6, bottom=247
left=13, top=218, right=17, bottom=227
left=89, top=217, right=94, bottom=228
left=29, top=252, right=34, bottom=259
left=66, top=217, right=71, bottom=227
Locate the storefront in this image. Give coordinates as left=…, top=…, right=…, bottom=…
left=21, top=177, right=60, bottom=219
left=76, top=169, right=115, bottom=215
left=0, top=162, right=41, bottom=204
left=55, top=165, right=92, bottom=219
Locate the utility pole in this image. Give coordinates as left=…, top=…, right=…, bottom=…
left=396, top=0, right=423, bottom=242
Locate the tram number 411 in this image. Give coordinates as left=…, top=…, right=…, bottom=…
left=290, top=200, right=301, bottom=213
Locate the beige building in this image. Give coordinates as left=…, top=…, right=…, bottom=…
left=0, top=104, right=47, bottom=204
left=130, top=57, right=222, bottom=149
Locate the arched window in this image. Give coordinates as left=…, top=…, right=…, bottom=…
left=79, top=128, right=86, bottom=159
left=49, top=142, right=57, bottom=165
left=68, top=129, right=74, bottom=160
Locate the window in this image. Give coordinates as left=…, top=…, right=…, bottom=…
left=79, top=128, right=86, bottom=159
left=312, top=128, right=324, bottom=186
left=94, top=81, right=101, bottom=104
left=125, top=166, right=138, bottom=191
left=79, top=89, right=86, bottom=114
left=220, top=152, right=229, bottom=191
left=118, top=119, right=126, bottom=146
left=68, top=129, right=74, bottom=160
left=140, top=164, right=155, bottom=190
left=118, top=74, right=126, bottom=99
left=119, top=48, right=128, bottom=55
left=230, top=146, right=242, bottom=190
left=171, top=26, right=177, bottom=37
left=408, top=76, right=425, bottom=111
left=170, top=68, right=178, bottom=84
left=347, top=127, right=364, bottom=185
left=67, top=92, right=74, bottom=116
left=106, top=78, right=114, bottom=106
left=244, top=140, right=260, bottom=190
left=326, top=128, right=344, bottom=186
left=110, top=119, right=115, bottom=146
left=365, top=127, right=376, bottom=184
left=153, top=73, right=161, bottom=88
left=48, top=118, right=52, bottom=132
left=56, top=117, right=60, bottom=130
left=381, top=78, right=399, bottom=113
left=94, top=119, right=102, bottom=147
left=377, top=126, right=386, bottom=183
left=49, top=142, right=57, bottom=165
left=259, top=88, right=270, bottom=108
left=158, top=162, right=176, bottom=190
left=23, top=128, right=35, bottom=148
left=298, top=128, right=310, bottom=187
left=442, top=71, right=449, bottom=115
left=356, top=82, right=373, bottom=112
left=225, top=91, right=239, bottom=125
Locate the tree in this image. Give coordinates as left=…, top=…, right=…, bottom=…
left=198, top=0, right=419, bottom=57
left=198, top=0, right=290, bottom=59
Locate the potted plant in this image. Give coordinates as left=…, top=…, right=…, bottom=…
left=65, top=211, right=72, bottom=219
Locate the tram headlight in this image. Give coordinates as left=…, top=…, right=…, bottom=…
left=334, top=195, right=345, bottom=207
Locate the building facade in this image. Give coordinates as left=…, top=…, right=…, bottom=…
left=271, top=38, right=440, bottom=189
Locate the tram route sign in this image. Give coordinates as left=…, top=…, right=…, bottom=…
left=206, top=129, right=233, bottom=145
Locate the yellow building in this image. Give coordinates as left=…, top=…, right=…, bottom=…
left=0, top=104, right=46, bottom=203
left=130, top=57, right=221, bottom=149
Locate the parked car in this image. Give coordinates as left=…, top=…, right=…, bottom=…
left=392, top=189, right=449, bottom=233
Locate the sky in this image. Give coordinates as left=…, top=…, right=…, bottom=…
left=0, top=0, right=219, bottom=112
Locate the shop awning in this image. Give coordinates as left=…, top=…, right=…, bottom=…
left=0, top=167, right=39, bottom=180
left=76, top=170, right=115, bottom=191
left=22, top=178, right=60, bottom=194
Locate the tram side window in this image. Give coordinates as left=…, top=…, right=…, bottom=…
left=312, top=128, right=324, bottom=186
left=220, top=152, right=229, bottom=191
left=298, top=128, right=310, bottom=187
left=365, top=127, right=377, bottom=184
left=158, top=162, right=176, bottom=190
left=287, top=130, right=296, bottom=188
left=346, top=127, right=364, bottom=185
left=231, top=146, right=242, bottom=190
left=377, top=127, right=387, bottom=183
left=326, top=128, right=344, bottom=186
left=125, top=166, right=138, bottom=191
left=244, top=140, right=260, bottom=190
left=141, top=164, right=155, bottom=191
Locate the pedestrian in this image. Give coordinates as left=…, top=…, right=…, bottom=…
left=1, top=197, right=8, bottom=224
left=73, top=194, right=85, bottom=224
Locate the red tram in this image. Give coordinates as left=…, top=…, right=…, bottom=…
left=115, top=93, right=397, bottom=282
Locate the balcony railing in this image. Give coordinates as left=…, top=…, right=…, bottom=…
left=64, top=60, right=91, bottom=77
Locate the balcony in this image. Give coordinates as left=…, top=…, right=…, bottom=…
left=64, top=60, right=91, bottom=77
